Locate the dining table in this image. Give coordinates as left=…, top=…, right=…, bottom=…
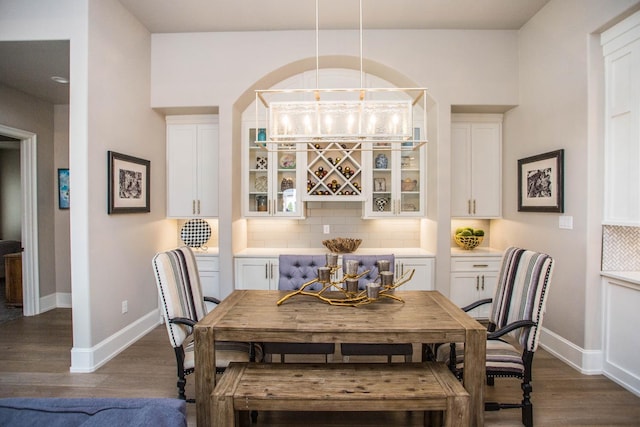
left=194, top=289, right=486, bottom=427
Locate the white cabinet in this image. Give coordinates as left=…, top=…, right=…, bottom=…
left=602, top=13, right=640, bottom=226
left=601, top=273, right=640, bottom=395
left=242, top=125, right=305, bottom=218
left=364, top=135, right=426, bottom=218
left=194, top=253, right=220, bottom=307
left=234, top=257, right=279, bottom=290
left=451, top=115, right=502, bottom=218
left=450, top=255, right=501, bottom=319
left=394, top=257, right=434, bottom=290
left=166, top=115, right=219, bottom=218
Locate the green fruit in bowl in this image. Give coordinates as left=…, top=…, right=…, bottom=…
left=473, top=229, right=485, bottom=236
left=459, top=229, right=473, bottom=237
left=455, top=227, right=467, bottom=235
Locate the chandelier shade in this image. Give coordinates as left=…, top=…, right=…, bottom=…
left=256, top=87, right=427, bottom=150
left=255, top=0, right=427, bottom=152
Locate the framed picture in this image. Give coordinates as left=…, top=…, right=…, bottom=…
left=518, top=149, right=564, bottom=213
left=107, top=151, right=150, bottom=214
left=58, top=168, right=70, bottom=209
left=374, top=177, right=386, bottom=192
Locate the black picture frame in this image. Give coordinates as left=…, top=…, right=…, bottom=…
left=518, top=149, right=564, bottom=213
left=107, top=151, right=150, bottom=214
left=58, top=168, right=70, bottom=209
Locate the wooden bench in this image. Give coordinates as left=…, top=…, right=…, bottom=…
left=211, top=362, right=469, bottom=427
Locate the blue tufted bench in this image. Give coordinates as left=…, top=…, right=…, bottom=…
left=341, top=254, right=395, bottom=290
left=277, top=254, right=328, bottom=291
left=340, top=254, right=413, bottom=362
left=262, top=254, right=335, bottom=362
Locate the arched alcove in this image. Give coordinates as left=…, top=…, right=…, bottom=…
left=229, top=56, right=438, bottom=257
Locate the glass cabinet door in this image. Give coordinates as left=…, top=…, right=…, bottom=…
left=399, top=148, right=422, bottom=215
left=371, top=144, right=393, bottom=215
left=274, top=148, right=302, bottom=216
left=244, top=126, right=304, bottom=218
left=246, top=127, right=270, bottom=216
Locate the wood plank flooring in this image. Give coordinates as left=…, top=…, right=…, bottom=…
left=1, top=309, right=639, bottom=426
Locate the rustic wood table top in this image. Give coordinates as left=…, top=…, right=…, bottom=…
left=195, top=290, right=486, bottom=427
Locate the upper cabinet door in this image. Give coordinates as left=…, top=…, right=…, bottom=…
left=166, top=115, right=219, bottom=218
left=451, top=115, right=502, bottom=218
left=242, top=124, right=305, bottom=218
left=602, top=14, right=640, bottom=226
left=363, top=132, right=426, bottom=218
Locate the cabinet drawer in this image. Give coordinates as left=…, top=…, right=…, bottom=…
left=195, top=255, right=219, bottom=272
left=451, top=257, right=501, bottom=272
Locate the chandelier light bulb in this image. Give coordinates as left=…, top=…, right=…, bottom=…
left=324, top=115, right=332, bottom=134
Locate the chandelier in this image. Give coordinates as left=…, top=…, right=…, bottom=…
left=255, top=0, right=428, bottom=151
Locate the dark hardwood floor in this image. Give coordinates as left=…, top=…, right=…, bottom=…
left=1, top=309, right=639, bottom=426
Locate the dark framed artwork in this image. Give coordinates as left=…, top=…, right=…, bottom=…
left=518, top=149, right=564, bottom=213
left=107, top=151, right=150, bottom=214
left=58, top=168, right=70, bottom=209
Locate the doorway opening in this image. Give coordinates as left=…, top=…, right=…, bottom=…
left=0, top=124, right=40, bottom=317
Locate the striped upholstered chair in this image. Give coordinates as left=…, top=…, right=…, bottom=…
left=340, top=254, right=413, bottom=362
left=435, top=247, right=554, bottom=427
left=152, top=247, right=262, bottom=402
left=262, top=254, right=335, bottom=362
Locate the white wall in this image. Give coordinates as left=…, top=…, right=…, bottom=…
left=83, top=0, right=173, bottom=353
left=54, top=104, right=71, bottom=295
left=1, top=0, right=175, bottom=372
left=493, top=0, right=640, bottom=362
left=0, top=83, right=56, bottom=297
left=151, top=28, right=520, bottom=295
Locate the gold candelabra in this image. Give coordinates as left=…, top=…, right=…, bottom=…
left=276, top=255, right=415, bottom=307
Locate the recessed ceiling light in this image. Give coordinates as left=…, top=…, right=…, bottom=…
left=51, top=76, right=69, bottom=84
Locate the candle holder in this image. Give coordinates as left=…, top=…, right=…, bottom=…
left=276, top=257, right=415, bottom=307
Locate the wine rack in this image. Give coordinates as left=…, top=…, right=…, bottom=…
left=304, top=141, right=364, bottom=201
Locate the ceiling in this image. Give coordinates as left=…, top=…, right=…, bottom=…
left=117, top=0, right=551, bottom=32
left=0, top=0, right=550, bottom=106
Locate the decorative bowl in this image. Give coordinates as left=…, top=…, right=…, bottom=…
left=401, top=178, right=417, bottom=191
left=322, top=237, right=362, bottom=253
left=454, top=234, right=483, bottom=250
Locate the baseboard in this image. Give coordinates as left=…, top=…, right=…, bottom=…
left=70, top=308, right=161, bottom=373
left=539, top=327, right=603, bottom=375
left=603, top=361, right=640, bottom=397
left=38, top=292, right=72, bottom=312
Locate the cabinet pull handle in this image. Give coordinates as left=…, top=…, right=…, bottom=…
left=472, top=264, right=489, bottom=268
left=476, top=276, right=479, bottom=291
left=265, top=264, right=268, bottom=279
left=197, top=200, right=201, bottom=214
left=192, top=200, right=196, bottom=215
left=473, top=199, right=476, bottom=214
left=482, top=275, right=485, bottom=290
left=395, top=263, right=399, bottom=279
left=270, top=263, right=274, bottom=279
